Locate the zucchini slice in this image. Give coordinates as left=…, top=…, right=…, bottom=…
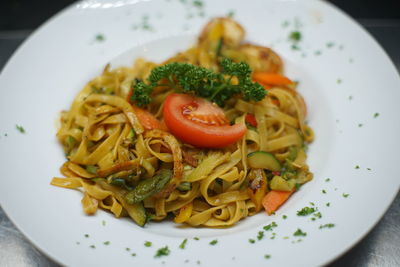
left=247, top=151, right=281, bottom=171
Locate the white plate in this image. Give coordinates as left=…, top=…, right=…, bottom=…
left=0, top=0, right=399, bottom=266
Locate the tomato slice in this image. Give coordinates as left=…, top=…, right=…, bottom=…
left=163, top=93, right=246, bottom=148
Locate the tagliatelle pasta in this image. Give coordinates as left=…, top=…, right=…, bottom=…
left=52, top=17, right=314, bottom=227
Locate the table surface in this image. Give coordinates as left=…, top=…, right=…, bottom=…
left=0, top=19, right=399, bottom=267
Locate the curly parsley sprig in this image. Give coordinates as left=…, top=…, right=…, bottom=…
left=131, top=58, right=266, bottom=106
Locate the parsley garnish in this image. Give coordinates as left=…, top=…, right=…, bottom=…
left=257, top=231, right=264, bottom=240
left=355, top=165, right=360, bottom=169
left=263, top=221, right=277, bottom=231
left=131, top=253, right=137, bottom=256
left=342, top=193, right=350, bottom=198
left=16, top=125, right=25, bottom=133
left=155, top=246, right=170, bottom=258
left=248, top=239, right=255, bottom=244
left=297, top=207, right=315, bottom=216
left=326, top=42, right=335, bottom=48
left=289, top=31, right=302, bottom=42
left=126, top=247, right=131, bottom=251
left=84, top=234, right=89, bottom=238
left=282, top=215, right=287, bottom=219
left=179, top=238, right=188, bottom=249
left=358, top=123, right=363, bottom=127
left=144, top=241, right=152, bottom=247
left=227, top=10, right=235, bottom=18
left=264, top=254, right=271, bottom=259
left=373, top=112, right=380, bottom=118
left=326, top=202, right=331, bottom=207
left=325, top=178, right=331, bottom=182
left=95, top=34, right=105, bottom=42
left=131, top=59, right=266, bottom=107
left=193, top=237, right=200, bottom=241
left=322, top=189, right=327, bottom=194
left=293, top=228, right=307, bottom=237
left=209, top=239, right=218, bottom=245
left=103, top=241, right=110, bottom=245
left=319, top=223, right=335, bottom=229
left=90, top=245, right=96, bottom=249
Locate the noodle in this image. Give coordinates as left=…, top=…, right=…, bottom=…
left=52, top=17, right=314, bottom=227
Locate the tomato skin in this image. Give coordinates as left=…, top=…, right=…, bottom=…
left=163, top=94, right=246, bottom=148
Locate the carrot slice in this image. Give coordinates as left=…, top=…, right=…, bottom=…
left=262, top=190, right=294, bottom=215
left=253, top=72, right=293, bottom=87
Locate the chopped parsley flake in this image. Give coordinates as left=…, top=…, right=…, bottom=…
left=155, top=246, right=170, bottom=258
left=131, top=253, right=136, bottom=257
left=193, top=237, right=200, bottom=241
left=283, top=236, right=289, bottom=240
left=355, top=165, right=360, bottom=169
left=337, top=79, right=342, bottom=84
left=282, top=20, right=290, bottom=28
left=358, top=123, right=363, bottom=127
left=16, top=125, right=25, bottom=133
left=349, top=95, right=353, bottom=100
left=326, top=42, right=335, bottom=48
left=314, top=50, right=322, bottom=56
left=313, top=212, right=322, bottom=219
left=264, top=254, right=271, bottom=259
left=227, top=10, right=235, bottom=18
left=326, top=202, right=331, bottom=207
left=84, top=234, right=89, bottom=238
left=95, top=34, right=105, bottom=42
left=319, top=223, right=335, bottom=229
left=325, top=178, right=331, bottom=182
left=342, top=193, right=350, bottom=198
left=179, top=238, right=188, bottom=249
left=126, top=247, right=131, bottom=251
left=367, top=168, right=371, bottom=171
left=144, top=241, right=152, bottom=247
left=257, top=231, right=265, bottom=240
left=293, top=228, right=307, bottom=237
left=197, top=260, right=201, bottom=265
left=103, top=241, right=110, bottom=245
left=322, top=189, right=327, bottom=194
left=297, top=207, right=316, bottom=216
left=249, top=238, right=255, bottom=244
left=309, top=202, right=315, bottom=206
left=282, top=215, right=288, bottom=219
left=102, top=220, right=106, bottom=226
left=90, top=245, right=96, bottom=249
left=374, top=112, right=380, bottom=118
left=263, top=221, right=278, bottom=231
left=193, top=0, right=203, bottom=7
left=209, top=239, right=218, bottom=245
left=289, top=31, right=302, bottom=42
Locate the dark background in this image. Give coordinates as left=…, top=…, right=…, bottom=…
left=0, top=0, right=399, bottom=30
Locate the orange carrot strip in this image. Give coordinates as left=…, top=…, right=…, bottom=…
left=132, top=106, right=165, bottom=131
left=262, top=190, right=294, bottom=215
left=253, top=72, right=293, bottom=87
